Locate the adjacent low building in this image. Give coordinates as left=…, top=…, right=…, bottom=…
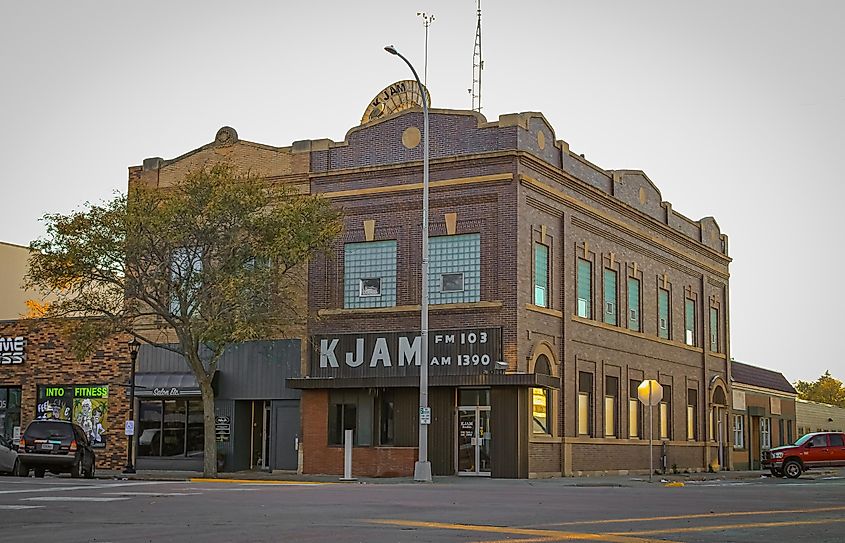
left=730, top=361, right=797, bottom=470
left=0, top=319, right=130, bottom=470
left=797, top=399, right=845, bottom=435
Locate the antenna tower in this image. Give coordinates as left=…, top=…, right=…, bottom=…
left=417, top=12, right=435, bottom=87
left=469, top=0, right=483, bottom=112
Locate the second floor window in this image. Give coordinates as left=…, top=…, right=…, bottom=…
left=429, top=233, right=481, bottom=304
left=627, top=278, right=641, bottom=332
left=710, top=307, right=719, bottom=352
left=534, top=243, right=549, bottom=307
left=170, top=247, right=203, bottom=315
left=658, top=288, right=670, bottom=339
left=603, top=269, right=617, bottom=325
left=344, top=240, right=397, bottom=309
left=576, top=258, right=592, bottom=318
left=684, top=298, right=696, bottom=346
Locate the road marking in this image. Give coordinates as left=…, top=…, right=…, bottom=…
left=0, top=481, right=181, bottom=495
left=369, top=519, right=665, bottom=543
left=102, top=492, right=203, bottom=496
left=189, top=478, right=331, bottom=485
left=0, top=505, right=44, bottom=510
left=23, top=497, right=131, bottom=502
left=532, top=505, right=845, bottom=528
left=607, top=516, right=845, bottom=536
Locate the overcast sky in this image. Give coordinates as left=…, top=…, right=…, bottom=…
left=1, top=1, right=842, bottom=383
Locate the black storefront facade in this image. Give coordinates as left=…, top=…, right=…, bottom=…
left=133, top=340, right=301, bottom=472
left=289, top=328, right=556, bottom=478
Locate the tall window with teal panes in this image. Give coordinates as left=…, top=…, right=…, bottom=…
left=709, top=307, right=719, bottom=352
left=627, top=277, right=641, bottom=331
left=684, top=298, right=696, bottom=346
left=603, top=269, right=617, bottom=325
left=658, top=288, right=670, bottom=339
left=534, top=243, right=549, bottom=307
left=576, top=259, right=592, bottom=319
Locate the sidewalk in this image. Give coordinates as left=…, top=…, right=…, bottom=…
left=95, top=467, right=843, bottom=487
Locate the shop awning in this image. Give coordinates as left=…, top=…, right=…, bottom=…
left=132, top=373, right=207, bottom=398
left=287, top=372, right=559, bottom=390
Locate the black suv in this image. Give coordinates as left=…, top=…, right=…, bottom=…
left=18, top=420, right=96, bottom=478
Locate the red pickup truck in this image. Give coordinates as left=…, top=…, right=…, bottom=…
left=763, top=431, right=845, bottom=478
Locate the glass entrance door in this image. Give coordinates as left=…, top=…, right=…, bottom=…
left=457, top=406, right=491, bottom=476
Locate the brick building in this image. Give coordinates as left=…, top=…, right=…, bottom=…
left=730, top=361, right=797, bottom=470
left=133, top=83, right=732, bottom=478
left=0, top=319, right=131, bottom=470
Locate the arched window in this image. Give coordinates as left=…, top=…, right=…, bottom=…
left=534, top=354, right=551, bottom=375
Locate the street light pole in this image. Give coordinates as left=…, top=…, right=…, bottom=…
left=384, top=44, right=432, bottom=482
left=123, top=338, right=140, bottom=474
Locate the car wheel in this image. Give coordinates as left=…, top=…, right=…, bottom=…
left=70, top=459, right=81, bottom=478
left=14, top=459, right=27, bottom=477
left=84, top=459, right=95, bottom=479
left=784, top=460, right=802, bottom=479
left=34, top=468, right=45, bottom=478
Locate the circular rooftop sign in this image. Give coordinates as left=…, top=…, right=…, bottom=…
left=361, top=80, right=431, bottom=125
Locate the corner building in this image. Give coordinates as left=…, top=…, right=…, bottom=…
left=287, top=101, right=732, bottom=478
left=135, top=90, right=732, bottom=478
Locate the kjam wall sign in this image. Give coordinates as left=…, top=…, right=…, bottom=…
left=311, top=328, right=502, bottom=378
left=0, top=336, right=25, bottom=365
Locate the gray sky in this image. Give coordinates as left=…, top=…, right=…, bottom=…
left=1, top=1, right=842, bottom=383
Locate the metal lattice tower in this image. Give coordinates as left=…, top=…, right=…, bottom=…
left=470, top=0, right=483, bottom=112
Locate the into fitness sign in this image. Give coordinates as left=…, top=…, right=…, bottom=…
left=311, top=328, right=502, bottom=378
left=0, top=336, right=25, bottom=365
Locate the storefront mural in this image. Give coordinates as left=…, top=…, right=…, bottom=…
left=36, top=385, right=109, bottom=448
left=311, top=328, right=502, bottom=378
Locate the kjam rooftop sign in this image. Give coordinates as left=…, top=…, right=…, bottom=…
left=0, top=336, right=25, bottom=365
left=311, top=328, right=502, bottom=378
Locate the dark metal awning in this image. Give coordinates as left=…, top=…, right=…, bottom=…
left=132, top=373, right=204, bottom=398
left=287, top=372, right=558, bottom=390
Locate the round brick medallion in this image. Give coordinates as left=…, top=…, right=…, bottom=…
left=402, top=126, right=421, bottom=149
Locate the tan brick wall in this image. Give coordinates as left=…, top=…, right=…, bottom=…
left=0, top=319, right=130, bottom=470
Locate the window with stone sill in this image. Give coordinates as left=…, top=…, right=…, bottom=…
left=429, top=234, right=480, bottom=304
left=343, top=240, right=397, bottom=309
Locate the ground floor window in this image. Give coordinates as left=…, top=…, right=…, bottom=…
left=328, top=390, right=374, bottom=446
left=760, top=417, right=771, bottom=450
left=532, top=388, right=550, bottom=435
left=0, top=386, right=22, bottom=441
left=658, top=385, right=671, bottom=440
left=138, top=399, right=203, bottom=457
left=35, top=385, right=109, bottom=448
left=577, top=372, right=593, bottom=436
left=733, top=414, right=744, bottom=448
left=628, top=380, right=642, bottom=439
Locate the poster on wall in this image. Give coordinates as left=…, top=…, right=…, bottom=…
left=36, top=385, right=109, bottom=449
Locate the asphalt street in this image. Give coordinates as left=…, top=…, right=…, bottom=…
left=1, top=472, right=843, bottom=542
